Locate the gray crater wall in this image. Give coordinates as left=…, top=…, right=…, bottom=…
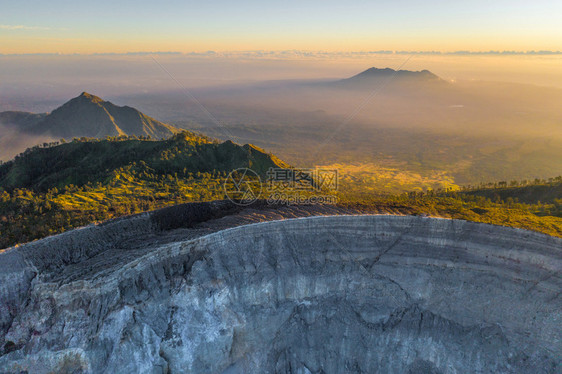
left=0, top=215, right=561, bottom=373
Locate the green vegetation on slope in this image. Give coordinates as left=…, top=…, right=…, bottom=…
left=0, top=133, right=560, bottom=249
left=458, top=177, right=562, bottom=205
left=338, top=189, right=562, bottom=239
left=338, top=176, right=562, bottom=237
left=0, top=132, right=286, bottom=191
left=0, top=132, right=289, bottom=248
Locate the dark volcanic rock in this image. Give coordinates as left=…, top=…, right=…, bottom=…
left=0, top=202, right=560, bottom=373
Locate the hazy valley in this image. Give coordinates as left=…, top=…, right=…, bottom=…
left=3, top=67, right=562, bottom=195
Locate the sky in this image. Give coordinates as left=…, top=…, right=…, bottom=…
left=1, top=0, right=561, bottom=54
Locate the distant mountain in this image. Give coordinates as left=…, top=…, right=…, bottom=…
left=349, top=67, right=441, bottom=81
left=333, top=67, right=445, bottom=90
left=0, top=92, right=181, bottom=140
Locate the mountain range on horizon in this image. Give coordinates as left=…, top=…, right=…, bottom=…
left=1, top=67, right=561, bottom=192
left=346, top=67, right=442, bottom=81
left=0, top=92, right=181, bottom=140
left=0, top=67, right=442, bottom=137
left=332, top=67, right=446, bottom=90
left=0, top=67, right=445, bottom=160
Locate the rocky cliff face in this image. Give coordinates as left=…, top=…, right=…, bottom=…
left=0, top=204, right=560, bottom=373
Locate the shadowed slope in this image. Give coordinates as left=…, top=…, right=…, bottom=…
left=27, top=92, right=181, bottom=139
left=0, top=133, right=288, bottom=192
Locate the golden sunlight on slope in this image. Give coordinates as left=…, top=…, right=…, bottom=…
left=316, top=162, right=460, bottom=194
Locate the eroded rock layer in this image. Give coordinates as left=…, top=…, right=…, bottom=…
left=0, top=205, right=560, bottom=373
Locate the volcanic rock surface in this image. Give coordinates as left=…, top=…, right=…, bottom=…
left=0, top=202, right=560, bottom=373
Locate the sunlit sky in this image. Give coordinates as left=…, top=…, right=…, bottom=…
left=1, top=0, right=561, bottom=54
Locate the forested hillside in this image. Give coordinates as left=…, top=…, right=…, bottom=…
left=0, top=132, right=287, bottom=248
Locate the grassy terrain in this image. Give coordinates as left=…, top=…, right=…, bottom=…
left=458, top=178, right=562, bottom=205
left=338, top=191, right=562, bottom=238
left=0, top=134, right=560, bottom=249
left=322, top=162, right=459, bottom=194
left=0, top=170, right=228, bottom=247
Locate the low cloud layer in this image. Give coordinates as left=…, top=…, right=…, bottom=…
left=0, top=124, right=55, bottom=162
